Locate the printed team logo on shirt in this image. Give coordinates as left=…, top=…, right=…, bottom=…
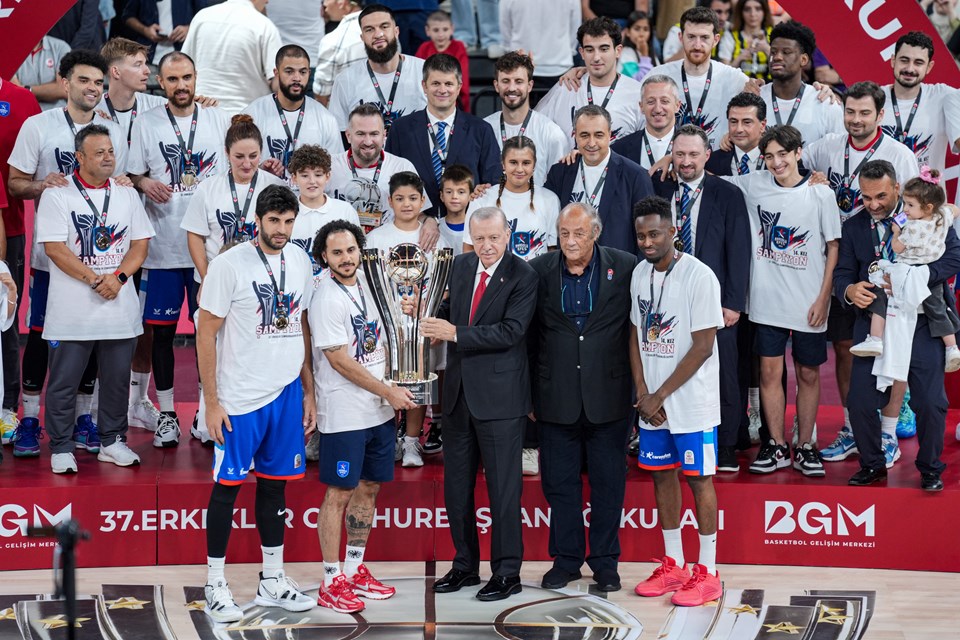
left=350, top=313, right=385, bottom=363
left=677, top=108, right=718, bottom=138
left=159, top=144, right=217, bottom=192
left=54, top=147, right=79, bottom=175
left=635, top=297, right=676, bottom=356
left=215, top=208, right=256, bottom=243
left=266, top=135, right=295, bottom=172
left=756, top=207, right=810, bottom=269
left=508, top=218, right=546, bottom=259
left=880, top=125, right=932, bottom=162
left=251, top=282, right=302, bottom=335
left=71, top=211, right=127, bottom=266
left=290, top=238, right=322, bottom=276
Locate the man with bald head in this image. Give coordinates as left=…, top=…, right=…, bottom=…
left=528, top=202, right=636, bottom=592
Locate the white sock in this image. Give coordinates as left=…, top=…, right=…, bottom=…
left=261, top=545, right=283, bottom=578
left=130, top=371, right=151, bottom=403
left=748, top=387, right=760, bottom=410
left=403, top=435, right=419, bottom=443
left=343, top=545, right=365, bottom=577
left=880, top=415, right=898, bottom=437
left=23, top=394, right=40, bottom=419
left=207, top=556, right=226, bottom=584
left=698, top=532, right=718, bottom=575
left=75, top=393, right=94, bottom=420
left=662, top=528, right=684, bottom=566
left=323, top=562, right=341, bottom=586
left=843, top=407, right=851, bottom=429
left=157, top=388, right=175, bottom=413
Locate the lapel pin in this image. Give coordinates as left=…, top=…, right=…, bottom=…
left=500, top=277, right=505, bottom=283
left=607, top=268, right=613, bottom=280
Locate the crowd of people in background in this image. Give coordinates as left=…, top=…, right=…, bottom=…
left=3, top=0, right=960, bottom=624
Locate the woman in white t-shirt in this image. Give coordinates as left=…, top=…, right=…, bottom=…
left=465, top=136, right=560, bottom=260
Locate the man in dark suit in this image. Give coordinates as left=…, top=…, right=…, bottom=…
left=545, top=105, right=654, bottom=255
left=417, top=207, right=538, bottom=601
left=384, top=53, right=502, bottom=223
left=704, top=92, right=767, bottom=177
left=833, top=160, right=960, bottom=491
left=528, top=202, right=636, bottom=592
left=652, top=124, right=750, bottom=472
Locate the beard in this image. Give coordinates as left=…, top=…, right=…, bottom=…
left=279, top=80, right=304, bottom=102
left=366, top=37, right=399, bottom=65
left=259, top=230, right=289, bottom=251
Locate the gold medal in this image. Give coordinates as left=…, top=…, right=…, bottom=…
left=274, top=314, right=288, bottom=330
left=868, top=261, right=880, bottom=274
left=181, top=167, right=198, bottom=188
left=94, top=227, right=111, bottom=251
left=673, top=237, right=684, bottom=252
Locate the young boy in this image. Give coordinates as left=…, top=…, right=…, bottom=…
left=366, top=171, right=449, bottom=468
left=438, top=164, right=473, bottom=257
left=415, top=11, right=471, bottom=113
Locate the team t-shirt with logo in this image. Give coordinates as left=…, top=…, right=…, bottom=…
left=630, top=254, right=723, bottom=433
left=726, top=172, right=842, bottom=333
left=311, top=272, right=394, bottom=433
left=290, top=197, right=362, bottom=284
left=483, top=110, right=570, bottom=185
left=241, top=94, right=343, bottom=182
left=96, top=92, right=167, bottom=147
left=127, top=104, right=230, bottom=269
left=645, top=60, right=750, bottom=149
left=179, top=170, right=286, bottom=281
left=8, top=108, right=128, bottom=272
left=759, top=83, right=844, bottom=145
left=535, top=72, right=644, bottom=149
left=326, top=150, right=431, bottom=229
left=328, top=56, right=428, bottom=131
left=466, top=187, right=560, bottom=260
left=199, top=241, right=314, bottom=415
left=35, top=178, right=155, bottom=340
left=803, top=132, right=921, bottom=221
left=881, top=83, right=960, bottom=174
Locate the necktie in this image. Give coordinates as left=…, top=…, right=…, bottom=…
left=880, top=219, right=895, bottom=261
left=678, top=183, right=693, bottom=254
left=431, top=121, right=447, bottom=184
left=469, top=271, right=489, bottom=324
left=738, top=152, right=751, bottom=175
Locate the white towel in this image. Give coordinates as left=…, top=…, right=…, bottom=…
left=872, top=262, right=931, bottom=391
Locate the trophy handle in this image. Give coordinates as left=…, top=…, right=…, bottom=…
left=361, top=250, right=401, bottom=382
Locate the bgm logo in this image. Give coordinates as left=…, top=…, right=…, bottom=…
left=0, top=0, right=22, bottom=19
left=764, top=501, right=875, bottom=537
left=0, top=503, right=72, bottom=537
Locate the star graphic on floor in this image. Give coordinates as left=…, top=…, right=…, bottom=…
left=105, top=597, right=151, bottom=610
left=728, top=604, right=760, bottom=616
left=37, top=614, right=91, bottom=630
left=0, top=608, right=15, bottom=621
left=817, top=604, right=850, bottom=625
left=762, top=621, right=804, bottom=634
left=184, top=600, right=206, bottom=611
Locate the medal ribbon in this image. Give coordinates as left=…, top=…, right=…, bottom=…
left=645, top=253, right=680, bottom=341
left=842, top=133, right=885, bottom=189
left=105, top=94, right=138, bottom=146
left=348, top=149, right=383, bottom=183
left=586, top=74, right=620, bottom=109
left=890, top=85, right=921, bottom=142
left=228, top=170, right=259, bottom=237
left=253, top=240, right=287, bottom=320
left=165, top=104, right=200, bottom=172
left=335, top=279, right=369, bottom=318
left=72, top=174, right=111, bottom=230
left=500, top=110, right=532, bottom=143
left=642, top=130, right=673, bottom=168
left=272, top=94, right=306, bottom=164
left=578, top=159, right=608, bottom=207
left=366, top=55, right=404, bottom=117
left=680, top=63, right=713, bottom=124
left=772, top=84, right=805, bottom=127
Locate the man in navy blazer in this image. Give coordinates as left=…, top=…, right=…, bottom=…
left=652, top=124, right=750, bottom=471
left=833, top=160, right=960, bottom=491
left=704, top=92, right=768, bottom=177
left=544, top=105, right=653, bottom=255
left=384, top=53, right=502, bottom=222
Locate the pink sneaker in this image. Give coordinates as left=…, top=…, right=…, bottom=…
left=317, top=574, right=365, bottom=613
left=634, top=556, right=690, bottom=597
left=348, top=564, right=396, bottom=600
left=670, top=564, right=723, bottom=606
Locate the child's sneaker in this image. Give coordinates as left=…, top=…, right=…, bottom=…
left=850, top=336, right=883, bottom=358
left=945, top=346, right=960, bottom=373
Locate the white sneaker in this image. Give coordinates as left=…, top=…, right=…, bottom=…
left=254, top=571, right=314, bottom=612
left=747, top=407, right=761, bottom=444
left=850, top=336, right=883, bottom=358
left=946, top=346, right=960, bottom=373
left=128, top=398, right=161, bottom=431
left=791, top=416, right=817, bottom=447
left=190, top=411, right=214, bottom=446
left=305, top=431, right=320, bottom=462
left=51, top=452, right=78, bottom=474
left=204, top=579, right=243, bottom=623
left=0, top=409, right=18, bottom=445
left=394, top=435, right=403, bottom=462
left=153, top=411, right=181, bottom=448
left=401, top=438, right=423, bottom=467
left=98, top=438, right=141, bottom=467
left=522, top=448, right=540, bottom=475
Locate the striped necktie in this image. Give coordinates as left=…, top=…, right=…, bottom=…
left=738, top=152, right=751, bottom=175
left=431, top=121, right=447, bottom=184
left=678, top=183, right=693, bottom=254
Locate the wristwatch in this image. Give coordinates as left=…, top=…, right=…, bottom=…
left=114, top=270, right=128, bottom=285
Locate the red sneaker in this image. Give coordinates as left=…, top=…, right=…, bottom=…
left=634, top=556, right=690, bottom=597
left=348, top=564, right=396, bottom=600
left=670, top=564, right=723, bottom=606
left=317, top=574, right=365, bottom=613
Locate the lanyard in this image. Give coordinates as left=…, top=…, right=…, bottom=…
left=165, top=104, right=199, bottom=169
left=648, top=254, right=679, bottom=319
left=890, top=85, right=921, bottom=141
left=641, top=130, right=672, bottom=168
left=578, top=159, right=608, bottom=207
left=335, top=279, right=369, bottom=318
left=427, top=121, right=454, bottom=164
left=366, top=55, right=404, bottom=115
left=348, top=149, right=383, bottom=183
left=63, top=108, right=81, bottom=137
left=842, top=134, right=884, bottom=188
left=105, top=95, right=138, bottom=146
left=772, top=83, right=805, bottom=127
left=253, top=240, right=286, bottom=309
left=228, top=171, right=258, bottom=230
left=674, top=182, right=704, bottom=225
left=680, top=63, right=713, bottom=124
left=586, top=74, right=620, bottom=110
left=500, top=110, right=532, bottom=143
left=272, top=94, right=305, bottom=160
left=72, top=174, right=111, bottom=228
left=870, top=217, right=895, bottom=259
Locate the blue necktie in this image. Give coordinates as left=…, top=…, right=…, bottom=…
left=678, top=183, right=693, bottom=254
left=880, top=219, right=895, bottom=261
left=431, top=121, right=447, bottom=184
left=738, top=152, right=751, bottom=175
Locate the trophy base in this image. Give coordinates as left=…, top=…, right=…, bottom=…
left=393, top=374, right=439, bottom=406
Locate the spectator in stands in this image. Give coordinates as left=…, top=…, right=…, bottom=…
left=500, top=0, right=581, bottom=92
left=662, top=0, right=729, bottom=62
left=928, top=0, right=960, bottom=46
left=313, top=0, right=365, bottom=106
left=452, top=0, right=502, bottom=58
left=13, top=37, right=71, bottom=111
left=416, top=11, right=471, bottom=112
left=813, top=49, right=846, bottom=96
left=619, top=11, right=659, bottom=80
left=49, top=0, right=106, bottom=51
left=719, top=0, right=773, bottom=81
left=122, top=0, right=199, bottom=64
left=182, top=0, right=283, bottom=115
left=380, top=0, right=439, bottom=55
left=266, top=0, right=324, bottom=96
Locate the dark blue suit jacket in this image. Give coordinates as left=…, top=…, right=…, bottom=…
left=384, top=108, right=502, bottom=217
left=543, top=152, right=654, bottom=255
left=610, top=130, right=649, bottom=168
left=652, top=173, right=750, bottom=312
left=705, top=148, right=736, bottom=176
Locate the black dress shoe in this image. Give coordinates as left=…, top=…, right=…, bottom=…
left=717, top=446, right=739, bottom=472
left=848, top=467, right=887, bottom=486
left=592, top=569, right=621, bottom=592
left=921, top=472, right=944, bottom=492
left=433, top=568, right=481, bottom=593
left=541, top=566, right=581, bottom=589
left=476, top=575, right=522, bottom=601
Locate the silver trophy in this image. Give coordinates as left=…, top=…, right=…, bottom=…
left=362, top=244, right=454, bottom=405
